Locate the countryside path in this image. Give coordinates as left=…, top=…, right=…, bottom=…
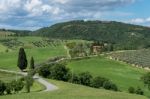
left=0, top=69, right=58, bottom=92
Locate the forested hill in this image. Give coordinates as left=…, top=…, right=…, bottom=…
left=0, top=29, right=31, bottom=36
left=33, top=20, right=150, bottom=50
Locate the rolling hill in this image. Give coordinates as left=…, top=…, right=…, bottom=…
left=33, top=20, right=150, bottom=50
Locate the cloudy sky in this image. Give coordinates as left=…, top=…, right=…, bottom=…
left=0, top=0, right=150, bottom=30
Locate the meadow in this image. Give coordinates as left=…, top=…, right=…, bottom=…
left=0, top=36, right=149, bottom=98
left=0, top=36, right=67, bottom=70
left=67, top=56, right=150, bottom=97
left=0, top=79, right=147, bottom=99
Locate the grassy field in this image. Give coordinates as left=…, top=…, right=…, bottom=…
left=0, top=46, right=66, bottom=70
left=0, top=79, right=147, bottom=99
left=67, top=56, right=150, bottom=97
left=0, top=36, right=67, bottom=70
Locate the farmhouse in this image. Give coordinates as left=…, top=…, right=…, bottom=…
left=91, top=42, right=104, bottom=55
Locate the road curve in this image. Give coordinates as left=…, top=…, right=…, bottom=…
left=0, top=69, right=58, bottom=92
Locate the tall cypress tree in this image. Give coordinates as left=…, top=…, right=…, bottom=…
left=30, top=57, right=34, bottom=69
left=17, top=48, right=27, bottom=71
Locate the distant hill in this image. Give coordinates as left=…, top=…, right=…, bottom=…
left=33, top=20, right=150, bottom=50
left=0, top=29, right=31, bottom=36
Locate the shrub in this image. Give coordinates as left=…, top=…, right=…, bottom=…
left=128, top=87, right=135, bottom=93
left=0, top=80, right=6, bottom=95
left=69, top=73, right=81, bottom=84
left=103, top=81, right=118, bottom=91
left=135, top=87, right=144, bottom=95
left=11, top=80, right=24, bottom=93
left=78, top=72, right=93, bottom=86
left=51, top=64, right=71, bottom=81
left=91, top=76, right=108, bottom=88
left=5, top=83, right=12, bottom=94
left=38, top=64, right=52, bottom=78
left=141, top=72, right=150, bottom=90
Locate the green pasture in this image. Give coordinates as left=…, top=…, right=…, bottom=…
left=67, top=56, right=150, bottom=97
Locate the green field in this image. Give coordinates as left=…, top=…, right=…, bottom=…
left=0, top=79, right=147, bottom=99
left=0, top=36, right=149, bottom=98
left=0, top=36, right=67, bottom=70
left=67, top=56, right=150, bottom=97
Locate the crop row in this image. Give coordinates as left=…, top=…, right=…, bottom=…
left=109, top=49, right=150, bottom=68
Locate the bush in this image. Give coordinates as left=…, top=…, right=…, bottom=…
left=135, top=87, right=144, bottom=95
left=51, top=64, right=71, bottom=81
left=5, top=83, right=12, bottom=94
left=38, top=64, right=52, bottom=78
left=78, top=72, right=92, bottom=86
left=0, top=80, right=6, bottom=95
left=103, top=81, right=118, bottom=91
left=11, top=80, right=24, bottom=93
left=128, top=87, right=135, bottom=93
left=141, top=72, right=150, bottom=90
left=91, top=76, right=108, bottom=88
left=69, top=73, right=80, bottom=84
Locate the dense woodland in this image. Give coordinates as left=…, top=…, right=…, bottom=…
left=32, top=20, right=150, bottom=50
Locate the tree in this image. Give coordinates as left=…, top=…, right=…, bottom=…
left=0, top=80, right=6, bottom=95
left=30, top=57, right=34, bottom=70
left=78, top=72, right=93, bottom=86
left=103, top=81, right=118, bottom=91
left=128, top=87, right=135, bottom=93
left=135, top=87, right=144, bottom=95
left=141, top=72, right=150, bottom=90
left=91, top=76, right=108, bottom=88
left=51, top=64, right=71, bottom=81
left=17, top=48, right=28, bottom=71
left=25, top=75, right=34, bottom=93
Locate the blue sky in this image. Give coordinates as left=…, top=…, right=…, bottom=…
left=0, top=0, right=150, bottom=30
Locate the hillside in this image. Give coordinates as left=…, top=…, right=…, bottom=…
left=0, top=29, right=31, bottom=36
left=0, top=79, right=147, bottom=99
left=109, top=49, right=150, bottom=68
left=67, top=56, right=150, bottom=97
left=33, top=20, right=150, bottom=50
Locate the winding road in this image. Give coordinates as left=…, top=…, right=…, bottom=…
left=0, top=69, right=58, bottom=92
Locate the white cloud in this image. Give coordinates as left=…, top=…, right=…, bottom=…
left=146, top=17, right=150, bottom=22
left=129, top=17, right=150, bottom=24
left=131, top=18, right=145, bottom=23
left=0, top=0, right=136, bottom=30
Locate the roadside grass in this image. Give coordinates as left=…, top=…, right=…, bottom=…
left=0, top=71, right=45, bottom=93
left=0, top=71, right=21, bottom=82
left=0, top=79, right=147, bottom=99
left=67, top=56, right=150, bottom=97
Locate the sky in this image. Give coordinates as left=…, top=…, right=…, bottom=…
left=0, top=0, right=150, bottom=30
